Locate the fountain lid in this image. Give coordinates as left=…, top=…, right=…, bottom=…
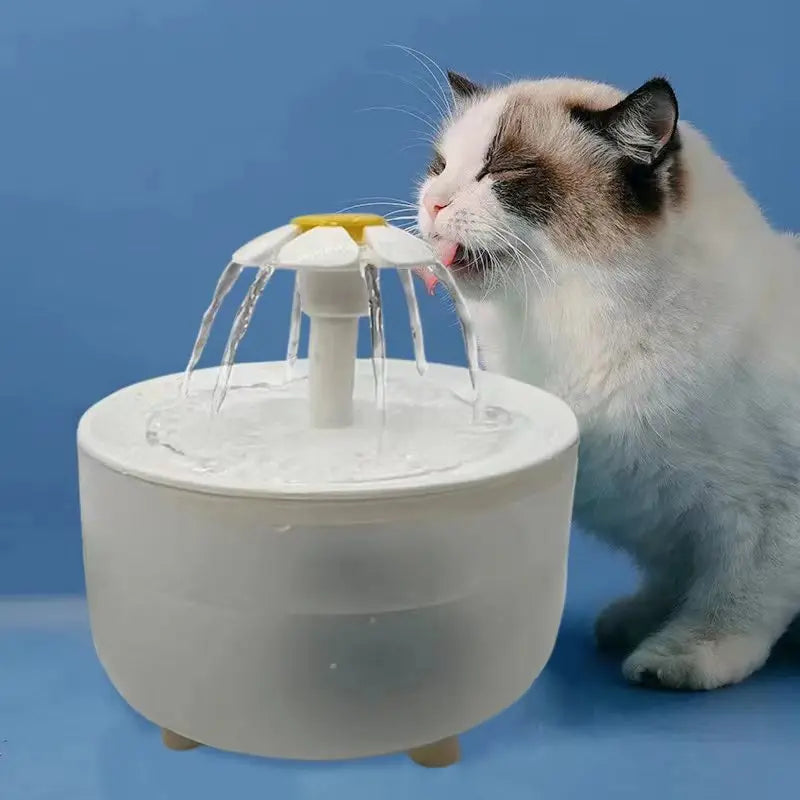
left=231, top=214, right=438, bottom=273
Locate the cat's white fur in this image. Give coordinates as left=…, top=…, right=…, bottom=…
left=417, top=78, right=800, bottom=689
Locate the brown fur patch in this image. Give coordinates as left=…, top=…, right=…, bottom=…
left=428, top=150, right=445, bottom=176
left=486, top=80, right=686, bottom=260
left=484, top=97, right=565, bottom=225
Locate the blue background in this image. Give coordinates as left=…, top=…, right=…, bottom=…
left=1, top=1, right=798, bottom=798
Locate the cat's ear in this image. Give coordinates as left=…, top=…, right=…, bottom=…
left=447, top=70, right=483, bottom=101
left=576, top=77, right=679, bottom=165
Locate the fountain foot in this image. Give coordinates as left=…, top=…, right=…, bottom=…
left=161, top=728, right=202, bottom=751
left=407, top=735, right=460, bottom=768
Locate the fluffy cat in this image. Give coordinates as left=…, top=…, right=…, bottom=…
left=416, top=72, right=800, bottom=690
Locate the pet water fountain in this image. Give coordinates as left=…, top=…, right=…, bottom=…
left=77, top=213, right=578, bottom=767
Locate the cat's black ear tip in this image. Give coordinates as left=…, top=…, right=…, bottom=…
left=640, top=77, right=679, bottom=107
left=645, top=76, right=675, bottom=91
left=447, top=71, right=483, bottom=99
left=626, top=77, right=679, bottom=131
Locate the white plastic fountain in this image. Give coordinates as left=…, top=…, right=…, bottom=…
left=77, top=213, right=578, bottom=767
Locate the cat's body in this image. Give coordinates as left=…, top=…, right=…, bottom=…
left=416, top=74, right=800, bottom=689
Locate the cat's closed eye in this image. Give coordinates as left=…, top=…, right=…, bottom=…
left=476, top=159, right=542, bottom=181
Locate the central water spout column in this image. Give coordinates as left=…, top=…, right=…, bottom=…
left=278, top=223, right=371, bottom=429
left=299, top=265, right=367, bottom=428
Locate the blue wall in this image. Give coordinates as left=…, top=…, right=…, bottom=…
left=2, top=0, right=797, bottom=594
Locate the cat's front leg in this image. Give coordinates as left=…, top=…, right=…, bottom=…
left=622, top=511, right=800, bottom=690
left=595, top=573, right=684, bottom=654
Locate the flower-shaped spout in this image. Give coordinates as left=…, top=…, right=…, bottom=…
left=183, top=214, right=478, bottom=429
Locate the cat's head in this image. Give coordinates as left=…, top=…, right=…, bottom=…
left=417, top=73, right=684, bottom=292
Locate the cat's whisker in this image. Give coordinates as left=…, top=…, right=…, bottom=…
left=384, top=206, right=419, bottom=215
left=464, top=213, right=543, bottom=321
left=356, top=106, right=439, bottom=136
left=382, top=206, right=419, bottom=214
left=517, top=246, right=552, bottom=293
left=510, top=240, right=554, bottom=293
left=465, top=215, right=552, bottom=299
left=344, top=196, right=418, bottom=206
left=488, top=217, right=556, bottom=289
left=384, top=217, right=420, bottom=226
left=336, top=201, right=418, bottom=213
left=405, top=129, right=436, bottom=145
left=505, top=247, right=532, bottom=345
left=387, top=44, right=452, bottom=120
left=401, top=142, right=436, bottom=153
left=368, top=69, right=449, bottom=120
left=452, top=209, right=552, bottom=293
left=491, top=251, right=509, bottom=302
left=480, top=252, right=496, bottom=302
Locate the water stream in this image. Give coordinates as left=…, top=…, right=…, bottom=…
left=363, top=265, right=387, bottom=415
left=181, top=260, right=243, bottom=396
left=429, top=264, right=480, bottom=400
left=398, top=268, right=427, bottom=376
left=212, top=266, right=274, bottom=412
left=285, top=274, right=302, bottom=382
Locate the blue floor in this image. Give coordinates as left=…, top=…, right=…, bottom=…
left=2, top=532, right=798, bottom=800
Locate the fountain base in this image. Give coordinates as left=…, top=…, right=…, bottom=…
left=78, top=360, right=578, bottom=763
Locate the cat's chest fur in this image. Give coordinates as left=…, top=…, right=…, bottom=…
left=467, top=272, right=700, bottom=558
left=470, top=272, right=657, bottom=424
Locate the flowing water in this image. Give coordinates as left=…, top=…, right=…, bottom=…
left=398, top=268, right=427, bottom=376
left=179, top=245, right=482, bottom=425
left=285, top=274, right=302, bottom=382
left=181, top=260, right=243, bottom=396
left=429, top=264, right=480, bottom=399
left=212, top=266, right=274, bottom=412
left=363, top=265, right=387, bottom=414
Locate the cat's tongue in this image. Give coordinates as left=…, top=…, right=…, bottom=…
left=416, top=239, right=458, bottom=295
left=435, top=239, right=459, bottom=267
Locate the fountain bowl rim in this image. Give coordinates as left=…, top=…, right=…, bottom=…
left=77, top=359, right=579, bottom=506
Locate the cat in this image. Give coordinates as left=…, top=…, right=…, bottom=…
left=415, top=71, right=800, bottom=690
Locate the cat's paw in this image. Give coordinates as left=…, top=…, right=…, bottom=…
left=622, top=631, right=772, bottom=690
left=594, top=595, right=664, bottom=654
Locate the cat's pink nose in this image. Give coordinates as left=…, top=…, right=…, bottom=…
left=423, top=194, right=450, bottom=219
